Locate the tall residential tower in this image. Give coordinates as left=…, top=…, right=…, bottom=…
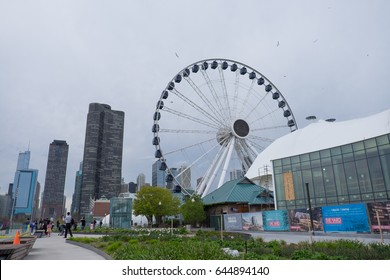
left=79, top=103, right=125, bottom=217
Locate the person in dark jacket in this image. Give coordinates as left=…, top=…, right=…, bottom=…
left=64, top=212, right=73, bottom=238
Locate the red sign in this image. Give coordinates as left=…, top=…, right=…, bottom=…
left=325, top=217, right=342, bottom=224
left=269, top=221, right=281, bottom=227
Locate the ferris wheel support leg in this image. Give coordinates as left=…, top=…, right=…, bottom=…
left=246, top=140, right=259, bottom=156
left=196, top=145, right=224, bottom=196
left=202, top=144, right=230, bottom=197
left=217, top=138, right=235, bottom=188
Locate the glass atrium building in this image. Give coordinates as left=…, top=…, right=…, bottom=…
left=246, top=109, right=390, bottom=210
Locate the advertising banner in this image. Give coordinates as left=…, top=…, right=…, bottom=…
left=283, top=171, right=295, bottom=200
left=367, top=201, right=390, bottom=233
left=322, top=203, right=370, bottom=232
left=288, top=207, right=323, bottom=232
left=241, top=212, right=263, bottom=231
left=223, top=213, right=243, bottom=231
left=263, top=210, right=289, bottom=231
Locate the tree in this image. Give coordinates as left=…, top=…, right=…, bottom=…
left=180, top=194, right=206, bottom=227
left=133, top=186, right=180, bottom=227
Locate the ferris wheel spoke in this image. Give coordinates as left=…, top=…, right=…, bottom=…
left=159, top=128, right=216, bottom=134
left=232, top=71, right=240, bottom=120
left=200, top=69, right=230, bottom=123
left=243, top=92, right=270, bottom=120
left=246, top=134, right=274, bottom=143
left=184, top=76, right=226, bottom=124
left=242, top=138, right=260, bottom=156
left=246, top=138, right=266, bottom=152
left=218, top=66, right=232, bottom=122
left=163, top=137, right=216, bottom=156
left=251, top=124, right=289, bottom=132
left=172, top=143, right=219, bottom=182
left=170, top=88, right=223, bottom=126
left=237, top=79, right=256, bottom=118
left=237, top=139, right=257, bottom=161
left=234, top=139, right=257, bottom=173
left=249, top=107, right=281, bottom=124
left=162, top=107, right=220, bottom=130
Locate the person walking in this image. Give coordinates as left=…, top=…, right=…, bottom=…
left=64, top=212, right=73, bottom=238
left=47, top=221, right=52, bottom=237
left=80, top=217, right=86, bottom=230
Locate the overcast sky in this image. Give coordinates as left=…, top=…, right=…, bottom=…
left=1, top=1, right=389, bottom=209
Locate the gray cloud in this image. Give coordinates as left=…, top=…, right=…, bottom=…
left=1, top=1, right=389, bottom=209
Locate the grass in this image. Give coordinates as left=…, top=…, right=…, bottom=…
left=69, top=229, right=390, bottom=260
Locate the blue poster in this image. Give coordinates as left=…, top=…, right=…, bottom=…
left=263, top=210, right=289, bottom=231
left=322, top=203, right=370, bottom=233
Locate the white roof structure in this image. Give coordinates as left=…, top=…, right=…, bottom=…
left=246, top=109, right=390, bottom=180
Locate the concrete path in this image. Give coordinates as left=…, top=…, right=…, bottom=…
left=24, top=233, right=107, bottom=260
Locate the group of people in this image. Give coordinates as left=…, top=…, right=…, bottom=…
left=28, top=218, right=54, bottom=236
left=26, top=213, right=102, bottom=238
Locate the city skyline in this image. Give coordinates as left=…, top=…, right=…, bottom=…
left=1, top=1, right=390, bottom=211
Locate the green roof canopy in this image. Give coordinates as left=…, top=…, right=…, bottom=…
left=202, top=177, right=273, bottom=206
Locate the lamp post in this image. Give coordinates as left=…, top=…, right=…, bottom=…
left=158, top=201, right=161, bottom=226
left=305, top=183, right=315, bottom=236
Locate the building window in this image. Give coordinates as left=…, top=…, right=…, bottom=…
left=367, top=157, right=386, bottom=191
left=353, top=141, right=365, bottom=152
left=312, top=167, right=325, bottom=197
left=323, top=166, right=337, bottom=197
left=344, top=161, right=359, bottom=195
left=320, top=149, right=331, bottom=159
left=366, top=147, right=379, bottom=158
left=309, top=151, right=320, bottom=160
left=364, top=138, right=377, bottom=149
left=376, top=134, right=389, bottom=146
left=380, top=154, right=390, bottom=191
left=378, top=144, right=390, bottom=156
left=341, top=144, right=353, bottom=154
left=355, top=159, right=372, bottom=194
left=333, top=163, right=348, bottom=196
left=292, top=171, right=304, bottom=199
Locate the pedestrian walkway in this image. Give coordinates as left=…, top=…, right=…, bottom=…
left=24, top=233, right=108, bottom=260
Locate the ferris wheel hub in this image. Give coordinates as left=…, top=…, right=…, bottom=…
left=216, top=127, right=232, bottom=146
left=232, top=119, right=250, bottom=138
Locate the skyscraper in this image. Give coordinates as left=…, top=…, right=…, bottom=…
left=230, top=169, right=244, bottom=180
left=12, top=169, right=38, bottom=218
left=128, top=182, right=137, bottom=193
left=16, top=150, right=30, bottom=170
left=178, top=165, right=191, bottom=190
left=79, top=103, right=125, bottom=217
left=41, top=140, right=69, bottom=220
left=152, top=160, right=166, bottom=187
left=71, top=162, right=83, bottom=215
left=10, top=150, right=39, bottom=221
left=136, top=173, right=146, bottom=192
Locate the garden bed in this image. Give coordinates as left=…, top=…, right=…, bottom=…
left=69, top=229, right=390, bottom=260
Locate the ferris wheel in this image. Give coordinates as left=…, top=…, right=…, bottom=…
left=152, top=58, right=297, bottom=197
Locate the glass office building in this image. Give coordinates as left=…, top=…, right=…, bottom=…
left=273, top=133, right=390, bottom=210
